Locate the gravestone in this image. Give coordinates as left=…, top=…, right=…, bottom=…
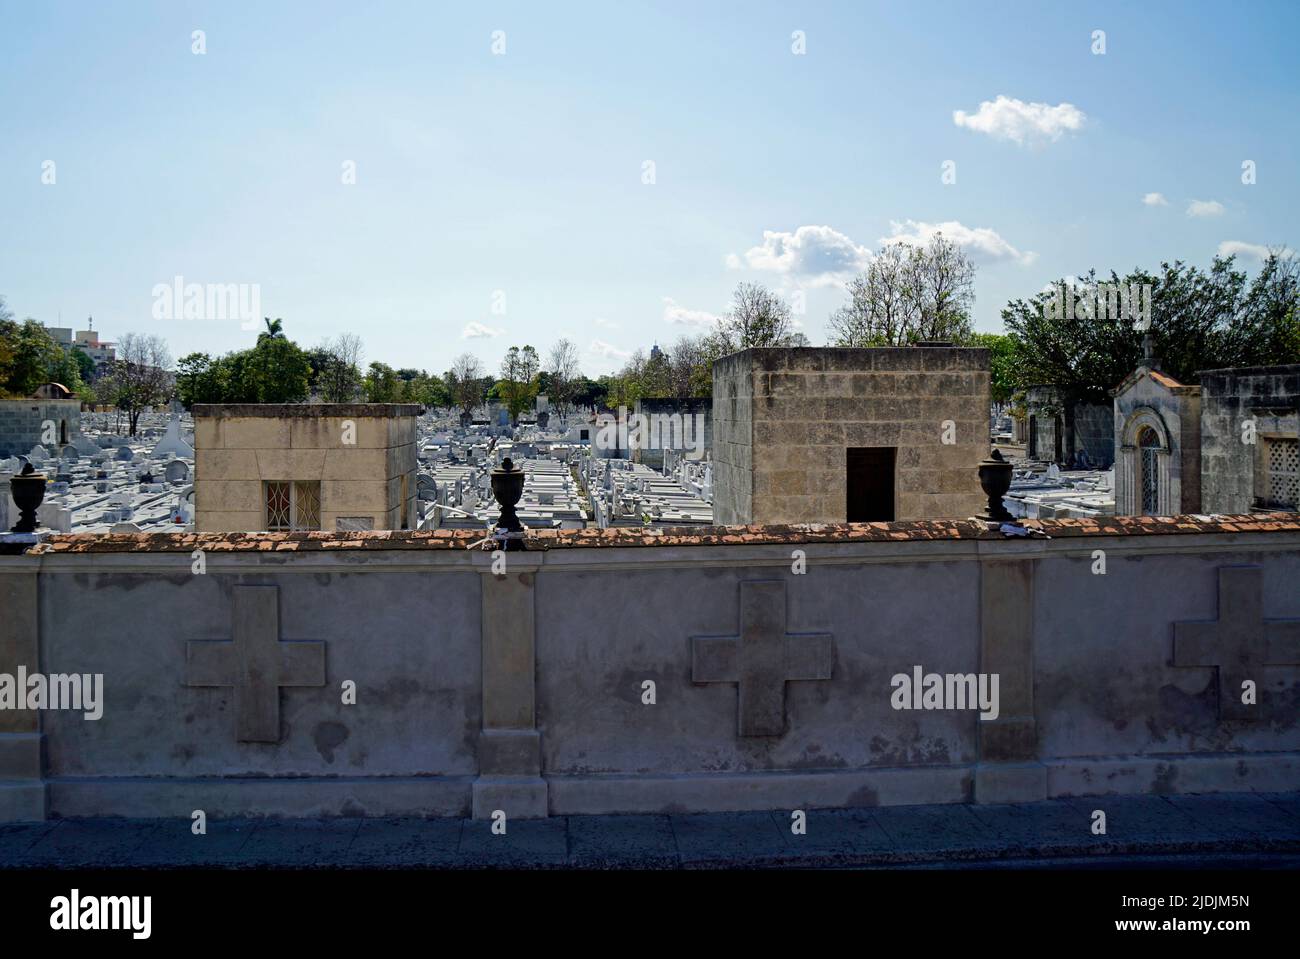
left=164, top=460, right=189, bottom=484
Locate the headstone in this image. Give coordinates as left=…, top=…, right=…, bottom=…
left=164, top=460, right=189, bottom=484
left=28, top=445, right=49, bottom=463
left=37, top=503, right=72, bottom=533
left=115, top=446, right=135, bottom=462
left=151, top=410, right=195, bottom=459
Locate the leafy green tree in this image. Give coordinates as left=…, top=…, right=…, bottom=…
left=364, top=362, right=401, bottom=402
left=499, top=345, right=540, bottom=423
left=1003, top=252, right=1300, bottom=405
left=236, top=336, right=310, bottom=403
left=0, top=318, right=63, bottom=397
left=310, top=334, right=364, bottom=402
left=967, top=332, right=1017, bottom=407
left=46, top=347, right=86, bottom=394
left=70, top=347, right=96, bottom=383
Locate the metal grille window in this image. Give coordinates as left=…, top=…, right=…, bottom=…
left=1138, top=426, right=1160, bottom=515
left=265, top=481, right=322, bottom=531
left=1263, top=438, right=1298, bottom=509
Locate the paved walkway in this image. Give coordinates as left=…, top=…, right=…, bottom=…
left=2, top=792, right=1298, bottom=869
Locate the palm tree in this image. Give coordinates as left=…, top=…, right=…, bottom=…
left=258, top=317, right=285, bottom=344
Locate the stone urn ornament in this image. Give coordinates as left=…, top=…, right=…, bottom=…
left=10, top=462, right=47, bottom=534
left=977, top=448, right=1014, bottom=523
left=490, top=456, right=526, bottom=551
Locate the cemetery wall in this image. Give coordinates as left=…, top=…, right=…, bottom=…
left=1, top=515, right=1298, bottom=821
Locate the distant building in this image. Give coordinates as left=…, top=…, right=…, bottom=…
left=0, top=384, right=88, bottom=457
left=41, top=317, right=115, bottom=379
left=1199, top=364, right=1299, bottom=514
left=712, top=346, right=989, bottom=525
left=631, top=397, right=712, bottom=470
left=1023, top=384, right=1112, bottom=469
left=1112, top=337, right=1202, bottom=515
left=1112, top=343, right=1298, bottom=516
left=73, top=319, right=116, bottom=378
left=192, top=404, right=420, bottom=533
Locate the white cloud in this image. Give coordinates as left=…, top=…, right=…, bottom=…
left=881, top=219, right=1037, bottom=266
left=1187, top=199, right=1225, bottom=217
left=730, top=225, right=872, bottom=287
left=589, top=339, right=631, bottom=362
left=461, top=321, right=503, bottom=339
left=593, top=317, right=618, bottom=329
left=1143, top=192, right=1169, bottom=207
left=661, top=297, right=720, bottom=328
left=1217, top=240, right=1293, bottom=261
left=952, top=96, right=1086, bottom=146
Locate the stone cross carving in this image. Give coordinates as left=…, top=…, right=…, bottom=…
left=692, top=580, right=834, bottom=736
left=1173, top=566, right=1300, bottom=721
left=186, top=585, right=327, bottom=742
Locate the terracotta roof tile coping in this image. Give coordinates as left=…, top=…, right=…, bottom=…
left=24, top=514, right=1300, bottom=554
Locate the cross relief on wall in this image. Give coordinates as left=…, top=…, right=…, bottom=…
left=1172, top=566, right=1300, bottom=721
left=691, top=580, right=835, bottom=737
left=186, top=585, right=327, bottom=743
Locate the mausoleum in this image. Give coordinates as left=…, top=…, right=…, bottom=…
left=712, top=346, right=989, bottom=525
left=192, top=403, right=421, bottom=533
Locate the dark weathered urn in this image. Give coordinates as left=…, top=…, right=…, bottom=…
left=490, top=456, right=526, bottom=550
left=10, top=463, right=47, bottom=534
left=977, top=448, right=1014, bottom=523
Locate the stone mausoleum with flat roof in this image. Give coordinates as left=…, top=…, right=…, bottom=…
left=712, top=346, right=990, bottom=525
left=193, top=403, right=421, bottom=533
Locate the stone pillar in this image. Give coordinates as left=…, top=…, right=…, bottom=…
left=974, top=555, right=1046, bottom=803
left=1117, top=447, right=1135, bottom=515
left=472, top=552, right=548, bottom=819
left=0, top=569, right=47, bottom=821
left=1157, top=449, right=1172, bottom=515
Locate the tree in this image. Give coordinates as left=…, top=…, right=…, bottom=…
left=112, top=332, right=174, bottom=435
left=364, top=362, right=401, bottom=402
left=828, top=234, right=975, bottom=346
left=0, top=318, right=63, bottom=397
left=716, top=282, right=797, bottom=351
left=311, top=334, right=364, bottom=402
left=447, top=353, right=485, bottom=419
left=546, top=338, right=581, bottom=415
left=667, top=335, right=709, bottom=398
left=70, top=347, right=96, bottom=383
left=1002, top=252, right=1300, bottom=405
left=258, top=317, right=285, bottom=343
left=237, top=335, right=310, bottom=403
left=46, top=345, right=86, bottom=395
left=967, top=332, right=1017, bottom=410
left=499, top=345, right=540, bottom=423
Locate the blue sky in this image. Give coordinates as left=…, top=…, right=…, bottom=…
left=2, top=0, right=1297, bottom=378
